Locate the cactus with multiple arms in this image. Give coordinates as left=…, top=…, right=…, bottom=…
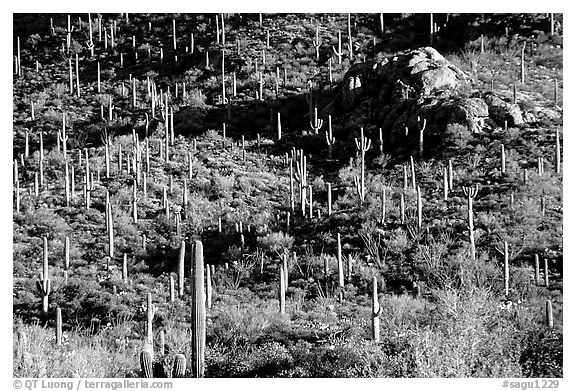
left=354, top=127, right=371, bottom=204
left=325, top=115, right=335, bottom=159
left=462, top=185, right=479, bottom=261
left=35, top=237, right=51, bottom=313
left=332, top=30, right=344, bottom=63
left=309, top=107, right=323, bottom=134
left=313, top=25, right=321, bottom=60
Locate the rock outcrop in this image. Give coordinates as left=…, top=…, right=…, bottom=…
left=322, top=46, right=532, bottom=155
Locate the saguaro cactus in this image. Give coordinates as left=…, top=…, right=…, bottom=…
left=555, top=128, right=561, bottom=174
left=462, top=184, right=479, bottom=261
left=282, top=253, right=289, bottom=287
left=503, top=241, right=510, bottom=296
left=140, top=350, right=153, bottom=378
left=122, top=253, right=128, bottom=283
left=544, top=257, right=549, bottom=288
left=354, top=127, right=371, bottom=204
left=36, top=237, right=51, bottom=313
left=55, top=307, right=62, bottom=346
left=277, top=112, right=282, bottom=141
left=191, top=240, right=206, bottom=378
left=443, top=166, right=449, bottom=201
left=173, top=354, right=186, bottom=378
left=448, top=159, right=454, bottom=191
left=279, top=266, right=286, bottom=314
left=206, top=265, right=212, bottom=310
left=534, top=254, right=540, bottom=285
left=325, top=115, right=336, bottom=159
left=337, top=233, right=344, bottom=302
left=309, top=107, right=323, bottom=134
left=107, top=199, right=114, bottom=258
left=15, top=180, right=20, bottom=213
left=520, top=41, right=526, bottom=84
left=313, top=25, right=321, bottom=60
left=416, top=186, right=423, bottom=228
left=289, top=159, right=295, bottom=215
left=59, top=114, right=69, bottom=159
left=372, top=276, right=381, bottom=342
left=75, top=53, right=80, bottom=97
left=380, top=187, right=386, bottom=224
left=410, top=156, right=416, bottom=192
left=327, top=182, right=332, bottom=216
left=346, top=254, right=353, bottom=281
left=417, top=116, right=427, bottom=158
left=144, top=293, right=156, bottom=357
left=332, top=30, right=344, bottom=63
left=169, top=276, right=175, bottom=302
left=294, top=151, right=308, bottom=217
left=400, top=191, right=406, bottom=225
left=429, top=13, right=434, bottom=46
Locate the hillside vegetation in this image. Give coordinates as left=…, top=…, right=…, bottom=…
left=13, top=13, right=562, bottom=378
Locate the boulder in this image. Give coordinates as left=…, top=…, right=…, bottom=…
left=482, top=92, right=524, bottom=126
left=322, top=46, right=531, bottom=154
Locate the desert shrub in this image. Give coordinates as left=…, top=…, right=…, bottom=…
left=288, top=334, right=416, bottom=377
left=519, top=329, right=562, bottom=377
left=412, top=286, right=525, bottom=377
left=257, top=232, right=294, bottom=255
left=14, top=321, right=140, bottom=377
left=15, top=207, right=70, bottom=240
left=207, top=340, right=293, bottom=377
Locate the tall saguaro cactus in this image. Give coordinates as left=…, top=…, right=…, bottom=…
left=59, top=113, right=69, bottom=159
left=107, top=197, right=114, bottom=258
left=416, top=186, right=423, bottom=228
left=520, top=41, right=526, bottom=84
left=191, top=240, right=206, bottom=378
left=36, top=237, right=51, bottom=313
left=140, top=350, right=153, bottom=378
left=500, top=144, right=506, bottom=175
left=122, top=253, right=128, bottom=283
left=337, top=233, right=344, bottom=302
left=294, top=151, right=308, bottom=217
left=417, top=116, right=427, bottom=158
left=55, top=307, right=62, bottom=346
left=279, top=266, right=286, bottom=314
left=372, top=276, right=381, bottom=342
left=555, top=128, right=561, bottom=174
left=277, top=112, right=282, bottom=140
left=462, top=185, right=479, bottom=261
left=144, top=293, right=156, bottom=358
left=327, top=182, right=332, bottom=216
left=178, top=240, right=185, bottom=297
left=354, top=127, right=371, bottom=204
left=503, top=241, right=510, bottom=296
left=313, top=25, right=321, bottom=60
